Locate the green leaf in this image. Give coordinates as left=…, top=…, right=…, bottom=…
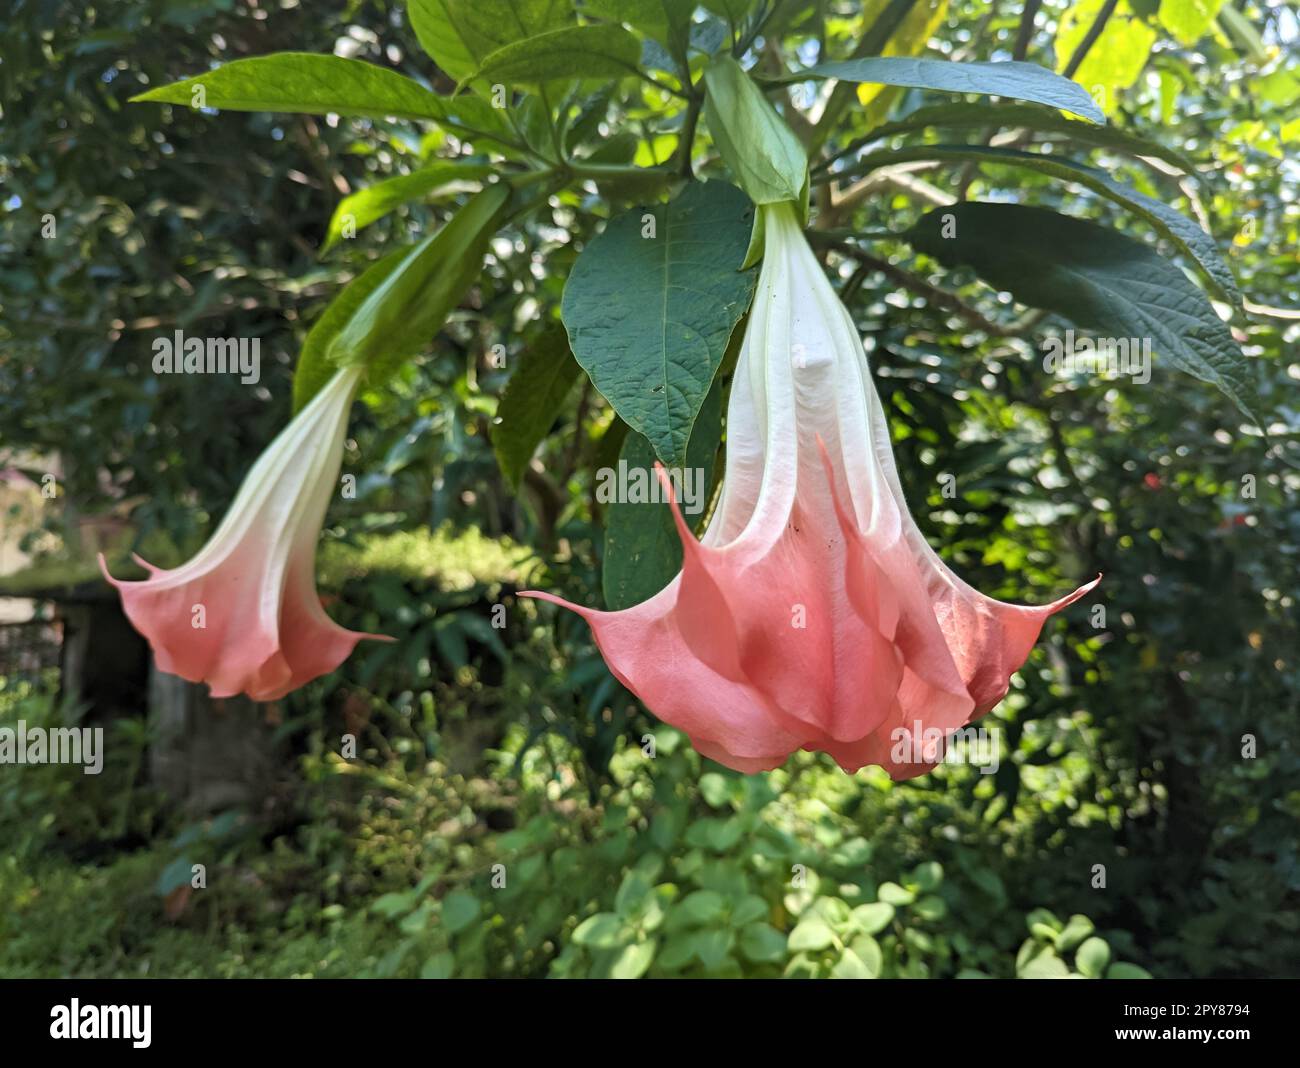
left=856, top=101, right=1196, bottom=173
left=905, top=203, right=1257, bottom=423
left=913, top=895, right=948, bottom=922
left=1019, top=948, right=1072, bottom=978
left=1030, top=922, right=1060, bottom=943
left=574, top=912, right=629, bottom=948
left=1217, top=3, right=1269, bottom=64
left=830, top=946, right=873, bottom=979
left=702, top=0, right=761, bottom=23
left=409, top=0, right=480, bottom=83
left=1056, top=0, right=1156, bottom=106
left=155, top=857, right=194, bottom=896
left=867, top=143, right=1240, bottom=306
left=1161, top=0, right=1228, bottom=46
left=131, top=53, right=452, bottom=122
left=1056, top=913, right=1096, bottom=951
left=399, top=900, right=435, bottom=934
left=420, top=951, right=455, bottom=979
left=730, top=893, right=768, bottom=927
left=293, top=246, right=409, bottom=412
left=440, top=889, right=481, bottom=934
left=657, top=933, right=698, bottom=971
left=301, top=184, right=511, bottom=406
left=1076, top=936, right=1112, bottom=978
left=448, top=0, right=576, bottom=61
left=848, top=934, right=883, bottom=977
left=615, top=871, right=654, bottom=917
left=322, top=162, right=493, bottom=253
left=851, top=901, right=895, bottom=935
left=491, top=324, right=582, bottom=488
left=1107, top=962, right=1154, bottom=979
left=601, top=378, right=721, bottom=610
left=693, top=928, right=735, bottom=969
left=678, top=889, right=726, bottom=924
left=876, top=881, right=915, bottom=906
left=698, top=771, right=733, bottom=808
left=909, top=861, right=943, bottom=892
left=787, top=918, right=836, bottom=952
left=610, top=940, right=656, bottom=978
left=739, top=922, right=788, bottom=963
left=562, top=179, right=755, bottom=465
left=789, top=58, right=1105, bottom=124
left=464, top=24, right=643, bottom=87
left=703, top=55, right=808, bottom=205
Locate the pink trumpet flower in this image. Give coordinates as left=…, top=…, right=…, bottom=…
left=526, top=202, right=1098, bottom=777
left=102, top=366, right=389, bottom=701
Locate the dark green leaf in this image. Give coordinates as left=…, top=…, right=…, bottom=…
left=561, top=179, right=755, bottom=465
left=738, top=922, right=787, bottom=963
left=865, top=143, right=1240, bottom=306
left=491, top=323, right=582, bottom=488
left=906, top=202, right=1257, bottom=422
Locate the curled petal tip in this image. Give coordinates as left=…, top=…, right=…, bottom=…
left=97, top=552, right=122, bottom=586
left=651, top=463, right=700, bottom=550
left=130, top=552, right=163, bottom=575
left=1060, top=571, right=1104, bottom=607
left=518, top=589, right=594, bottom=618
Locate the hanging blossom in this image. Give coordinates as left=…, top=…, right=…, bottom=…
left=102, top=366, right=389, bottom=701
left=526, top=202, right=1098, bottom=777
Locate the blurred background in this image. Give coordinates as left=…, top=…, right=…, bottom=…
left=0, top=0, right=1297, bottom=978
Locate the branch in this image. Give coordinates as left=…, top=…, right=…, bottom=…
left=1244, top=300, right=1300, bottom=321
left=826, top=161, right=952, bottom=225
left=1013, top=0, right=1044, bottom=61
left=1063, top=0, right=1119, bottom=79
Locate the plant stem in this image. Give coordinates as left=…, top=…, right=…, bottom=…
left=1063, top=0, right=1119, bottom=79
left=1013, top=0, right=1044, bottom=61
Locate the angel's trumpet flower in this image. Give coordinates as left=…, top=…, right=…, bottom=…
left=102, top=366, right=388, bottom=701
left=527, top=202, right=1098, bottom=776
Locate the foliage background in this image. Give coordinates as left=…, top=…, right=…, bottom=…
left=1, top=0, right=1297, bottom=978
